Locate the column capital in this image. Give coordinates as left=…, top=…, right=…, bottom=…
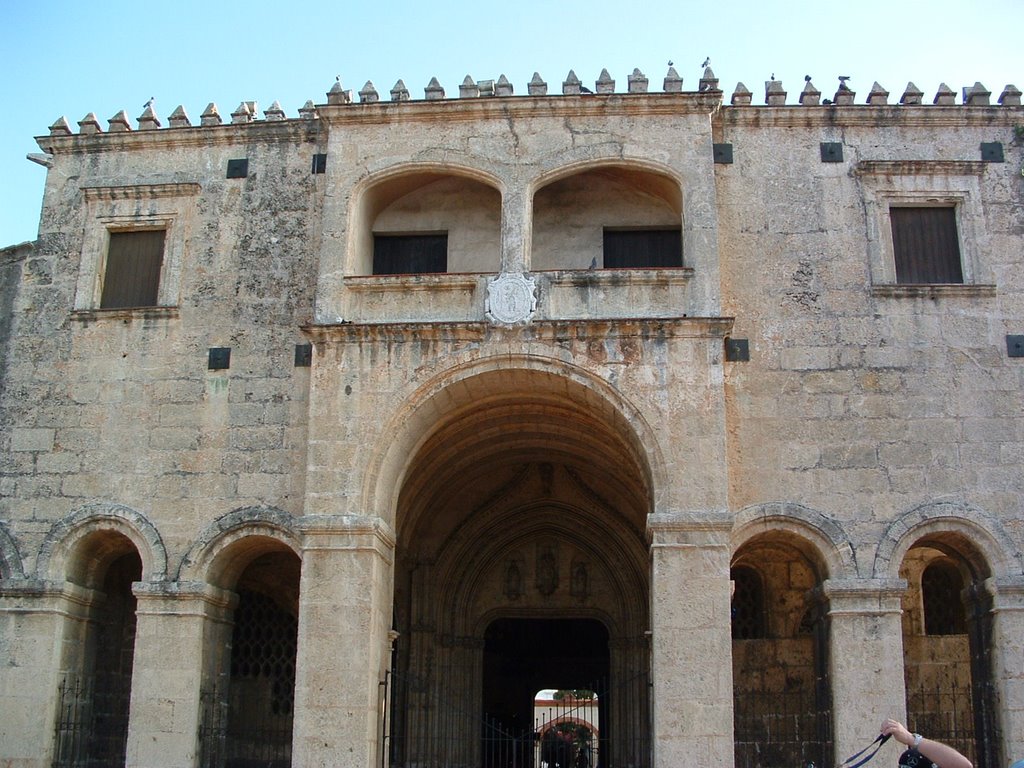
left=817, top=578, right=907, bottom=615
left=132, top=580, right=237, bottom=621
left=0, top=578, right=103, bottom=617
left=985, top=574, right=1024, bottom=610
left=647, top=510, right=732, bottom=547
left=297, top=514, right=396, bottom=560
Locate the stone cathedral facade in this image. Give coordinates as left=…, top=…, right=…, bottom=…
left=0, top=66, right=1022, bottom=768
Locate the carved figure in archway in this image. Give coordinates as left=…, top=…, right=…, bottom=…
left=571, top=560, right=589, bottom=602
left=536, top=545, right=559, bottom=596
left=505, top=559, right=524, bottom=600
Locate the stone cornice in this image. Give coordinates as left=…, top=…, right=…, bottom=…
left=316, top=92, right=724, bottom=126
left=985, top=575, right=1024, bottom=610
left=719, top=104, right=1023, bottom=129
left=855, top=160, right=990, bottom=177
left=871, top=284, right=997, bottom=299
left=297, top=514, right=397, bottom=553
left=37, top=119, right=323, bottom=155
left=133, top=580, right=238, bottom=615
left=303, top=316, right=734, bottom=344
left=81, top=182, right=202, bottom=200
left=646, top=510, right=733, bottom=547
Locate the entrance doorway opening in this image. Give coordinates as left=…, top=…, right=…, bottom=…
left=483, top=618, right=608, bottom=768
left=484, top=618, right=608, bottom=730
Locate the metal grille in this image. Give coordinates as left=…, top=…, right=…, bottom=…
left=733, top=683, right=833, bottom=768
left=52, top=676, right=133, bottom=768
left=385, top=671, right=649, bottom=768
left=52, top=556, right=139, bottom=768
left=198, top=589, right=297, bottom=768
left=906, top=679, right=976, bottom=766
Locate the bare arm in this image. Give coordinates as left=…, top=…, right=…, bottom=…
left=880, top=719, right=973, bottom=768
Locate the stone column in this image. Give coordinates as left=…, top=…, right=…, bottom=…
left=125, top=582, right=235, bottom=768
left=500, top=185, right=529, bottom=273
left=647, top=510, right=734, bottom=768
left=0, top=580, right=94, bottom=768
left=291, top=515, right=395, bottom=768
left=820, top=579, right=907, bottom=764
left=987, top=575, right=1024, bottom=764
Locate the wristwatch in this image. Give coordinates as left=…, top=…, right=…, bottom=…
left=912, top=733, right=923, bottom=749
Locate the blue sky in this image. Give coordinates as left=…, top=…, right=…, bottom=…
left=2, top=0, right=1021, bottom=246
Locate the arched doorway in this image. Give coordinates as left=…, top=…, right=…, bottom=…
left=386, top=367, right=652, bottom=768
left=483, top=618, right=607, bottom=768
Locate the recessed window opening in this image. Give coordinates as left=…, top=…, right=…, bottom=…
left=372, top=232, right=448, bottom=275
left=890, top=206, right=963, bottom=284
left=730, top=565, right=767, bottom=640
left=602, top=228, right=682, bottom=269
left=100, top=229, right=166, bottom=308
left=922, top=560, right=967, bottom=635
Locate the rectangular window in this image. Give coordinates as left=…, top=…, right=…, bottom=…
left=373, top=233, right=447, bottom=275
left=100, top=230, right=166, bottom=308
left=602, top=228, right=682, bottom=269
left=890, top=207, right=963, bottom=284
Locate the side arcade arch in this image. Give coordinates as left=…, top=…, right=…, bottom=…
left=178, top=506, right=302, bottom=768
left=872, top=500, right=1020, bottom=581
left=874, top=501, right=1015, bottom=768
left=0, top=521, right=25, bottom=579
left=36, top=501, right=167, bottom=583
left=38, top=503, right=160, bottom=768
left=730, top=503, right=848, bottom=768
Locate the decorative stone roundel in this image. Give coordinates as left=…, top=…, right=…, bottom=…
left=486, top=272, right=537, bottom=325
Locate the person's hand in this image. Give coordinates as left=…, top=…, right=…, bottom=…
left=881, top=719, right=914, bottom=747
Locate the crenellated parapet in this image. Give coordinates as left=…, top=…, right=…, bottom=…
left=40, top=67, right=1023, bottom=139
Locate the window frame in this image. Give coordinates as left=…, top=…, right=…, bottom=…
left=75, top=183, right=199, bottom=312
left=855, top=160, right=992, bottom=293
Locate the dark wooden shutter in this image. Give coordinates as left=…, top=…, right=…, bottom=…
left=890, top=207, right=963, bottom=284
left=100, top=230, right=166, bottom=308
left=602, top=229, right=682, bottom=269
left=372, top=234, right=447, bottom=275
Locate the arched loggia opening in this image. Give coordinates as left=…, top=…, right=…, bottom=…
left=899, top=534, right=997, bottom=767
left=731, top=533, right=832, bottom=768
left=52, top=531, right=142, bottom=768
left=351, top=169, right=502, bottom=276
left=385, top=365, right=654, bottom=768
left=196, top=534, right=301, bottom=768
left=531, top=164, right=683, bottom=271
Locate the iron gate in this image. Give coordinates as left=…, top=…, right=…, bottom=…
left=52, top=676, right=132, bottom=768
left=383, top=672, right=650, bottom=768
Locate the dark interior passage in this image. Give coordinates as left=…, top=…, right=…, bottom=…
left=483, top=618, right=609, bottom=733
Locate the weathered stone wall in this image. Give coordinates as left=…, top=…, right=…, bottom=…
left=717, top=108, right=1024, bottom=554
left=2, top=124, right=322, bottom=572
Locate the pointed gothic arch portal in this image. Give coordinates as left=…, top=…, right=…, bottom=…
left=387, top=366, right=652, bottom=768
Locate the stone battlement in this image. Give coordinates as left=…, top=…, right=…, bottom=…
left=43, top=66, right=1022, bottom=137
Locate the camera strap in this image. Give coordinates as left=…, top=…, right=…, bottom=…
left=838, top=734, right=891, bottom=768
